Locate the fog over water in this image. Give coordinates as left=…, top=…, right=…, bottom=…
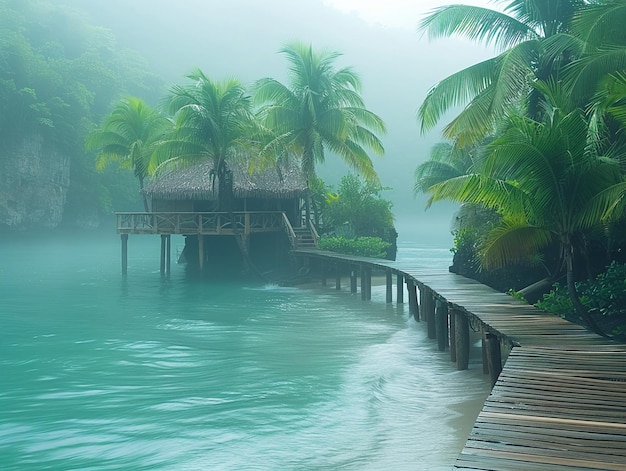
left=60, top=0, right=495, bottom=244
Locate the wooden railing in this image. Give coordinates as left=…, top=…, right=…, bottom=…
left=281, top=213, right=298, bottom=249
left=116, top=211, right=286, bottom=235
left=308, top=220, right=320, bottom=246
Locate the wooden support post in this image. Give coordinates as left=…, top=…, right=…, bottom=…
left=396, top=273, right=404, bottom=304
left=449, top=309, right=457, bottom=363
left=160, top=234, right=166, bottom=275
left=198, top=234, right=204, bottom=271
left=385, top=269, right=393, bottom=304
left=482, top=329, right=489, bottom=374
left=360, top=265, right=366, bottom=300
left=424, top=290, right=436, bottom=339
left=484, top=332, right=503, bottom=386
left=407, top=279, right=419, bottom=321
left=335, top=263, right=341, bottom=290
left=436, top=300, right=449, bottom=352
left=350, top=269, right=357, bottom=294
left=121, top=233, right=128, bottom=275
left=365, top=266, right=372, bottom=301
left=321, top=261, right=327, bottom=286
left=165, top=235, right=171, bottom=276
left=455, top=310, right=470, bottom=371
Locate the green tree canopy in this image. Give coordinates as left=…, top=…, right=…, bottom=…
left=255, top=42, right=386, bottom=182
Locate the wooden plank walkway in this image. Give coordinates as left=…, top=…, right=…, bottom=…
left=294, top=250, right=626, bottom=471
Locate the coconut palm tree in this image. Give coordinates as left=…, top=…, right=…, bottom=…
left=254, top=41, right=386, bottom=222
left=85, top=97, right=171, bottom=211
left=424, top=81, right=624, bottom=336
left=159, top=69, right=260, bottom=211
left=418, top=0, right=589, bottom=145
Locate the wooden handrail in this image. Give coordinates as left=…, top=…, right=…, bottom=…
left=116, top=211, right=285, bottom=235
left=308, top=220, right=320, bottom=247
left=281, top=212, right=298, bottom=249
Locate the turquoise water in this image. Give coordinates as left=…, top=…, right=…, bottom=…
left=1, top=234, right=490, bottom=470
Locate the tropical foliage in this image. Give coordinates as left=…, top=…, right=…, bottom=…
left=415, top=0, right=626, bottom=335
left=0, top=0, right=164, bottom=220
left=85, top=97, right=172, bottom=211
left=255, top=42, right=386, bottom=181
left=319, top=236, right=391, bottom=259
left=417, top=0, right=590, bottom=145
left=158, top=70, right=261, bottom=210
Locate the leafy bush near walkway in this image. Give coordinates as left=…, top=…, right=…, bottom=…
left=536, top=262, right=626, bottom=338
left=319, top=236, right=390, bottom=259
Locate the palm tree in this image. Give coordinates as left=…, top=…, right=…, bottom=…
left=423, top=82, right=624, bottom=336
left=417, top=0, right=589, bottom=145
left=254, top=41, right=386, bottom=222
left=85, top=97, right=171, bottom=211
left=159, top=69, right=260, bottom=211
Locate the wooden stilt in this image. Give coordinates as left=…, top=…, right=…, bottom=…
left=350, top=269, right=357, bottom=294
left=449, top=309, right=457, bottom=362
left=436, top=300, right=449, bottom=352
left=365, top=266, right=372, bottom=300
left=482, top=330, right=490, bottom=374
left=484, top=332, right=502, bottom=386
left=385, top=269, right=393, bottom=304
left=198, top=234, right=204, bottom=271
left=396, top=273, right=404, bottom=304
left=455, top=310, right=470, bottom=370
left=121, top=233, right=128, bottom=275
left=321, top=261, right=327, bottom=286
left=425, top=290, right=436, bottom=339
left=335, top=263, right=341, bottom=290
left=165, top=235, right=171, bottom=275
left=360, top=265, right=366, bottom=300
left=160, top=234, right=166, bottom=275
left=407, top=279, right=419, bottom=321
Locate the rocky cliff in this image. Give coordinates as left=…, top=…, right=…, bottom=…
left=0, top=134, right=70, bottom=231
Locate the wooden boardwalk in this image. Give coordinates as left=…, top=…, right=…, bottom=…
left=294, top=250, right=626, bottom=471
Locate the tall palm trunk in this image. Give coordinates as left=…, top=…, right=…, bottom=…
left=138, top=176, right=150, bottom=212
left=219, top=165, right=268, bottom=282
left=564, top=243, right=606, bottom=337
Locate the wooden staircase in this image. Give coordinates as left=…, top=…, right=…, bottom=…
left=293, top=226, right=317, bottom=249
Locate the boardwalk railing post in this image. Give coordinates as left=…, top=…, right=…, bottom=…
left=386, top=269, right=393, bottom=304
left=436, top=300, right=449, bottom=351
left=121, top=233, right=128, bottom=275
left=396, top=273, right=404, bottom=304
left=455, top=310, right=470, bottom=370
left=407, top=279, right=419, bottom=321
left=484, top=332, right=502, bottom=386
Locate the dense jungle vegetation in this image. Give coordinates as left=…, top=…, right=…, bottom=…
left=0, top=0, right=165, bottom=221
left=414, top=0, right=626, bottom=338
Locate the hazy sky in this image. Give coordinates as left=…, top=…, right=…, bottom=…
left=64, top=0, right=498, bottom=242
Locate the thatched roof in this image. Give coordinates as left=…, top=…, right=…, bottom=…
left=143, top=159, right=307, bottom=200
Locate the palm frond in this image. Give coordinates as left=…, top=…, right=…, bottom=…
left=418, top=4, right=536, bottom=51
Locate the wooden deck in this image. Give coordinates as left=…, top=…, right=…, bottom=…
left=293, top=249, right=626, bottom=471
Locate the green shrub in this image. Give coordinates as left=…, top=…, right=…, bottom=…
left=536, top=262, right=626, bottom=319
left=319, top=236, right=390, bottom=259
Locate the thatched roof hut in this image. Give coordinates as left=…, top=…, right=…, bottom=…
left=143, top=160, right=307, bottom=201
